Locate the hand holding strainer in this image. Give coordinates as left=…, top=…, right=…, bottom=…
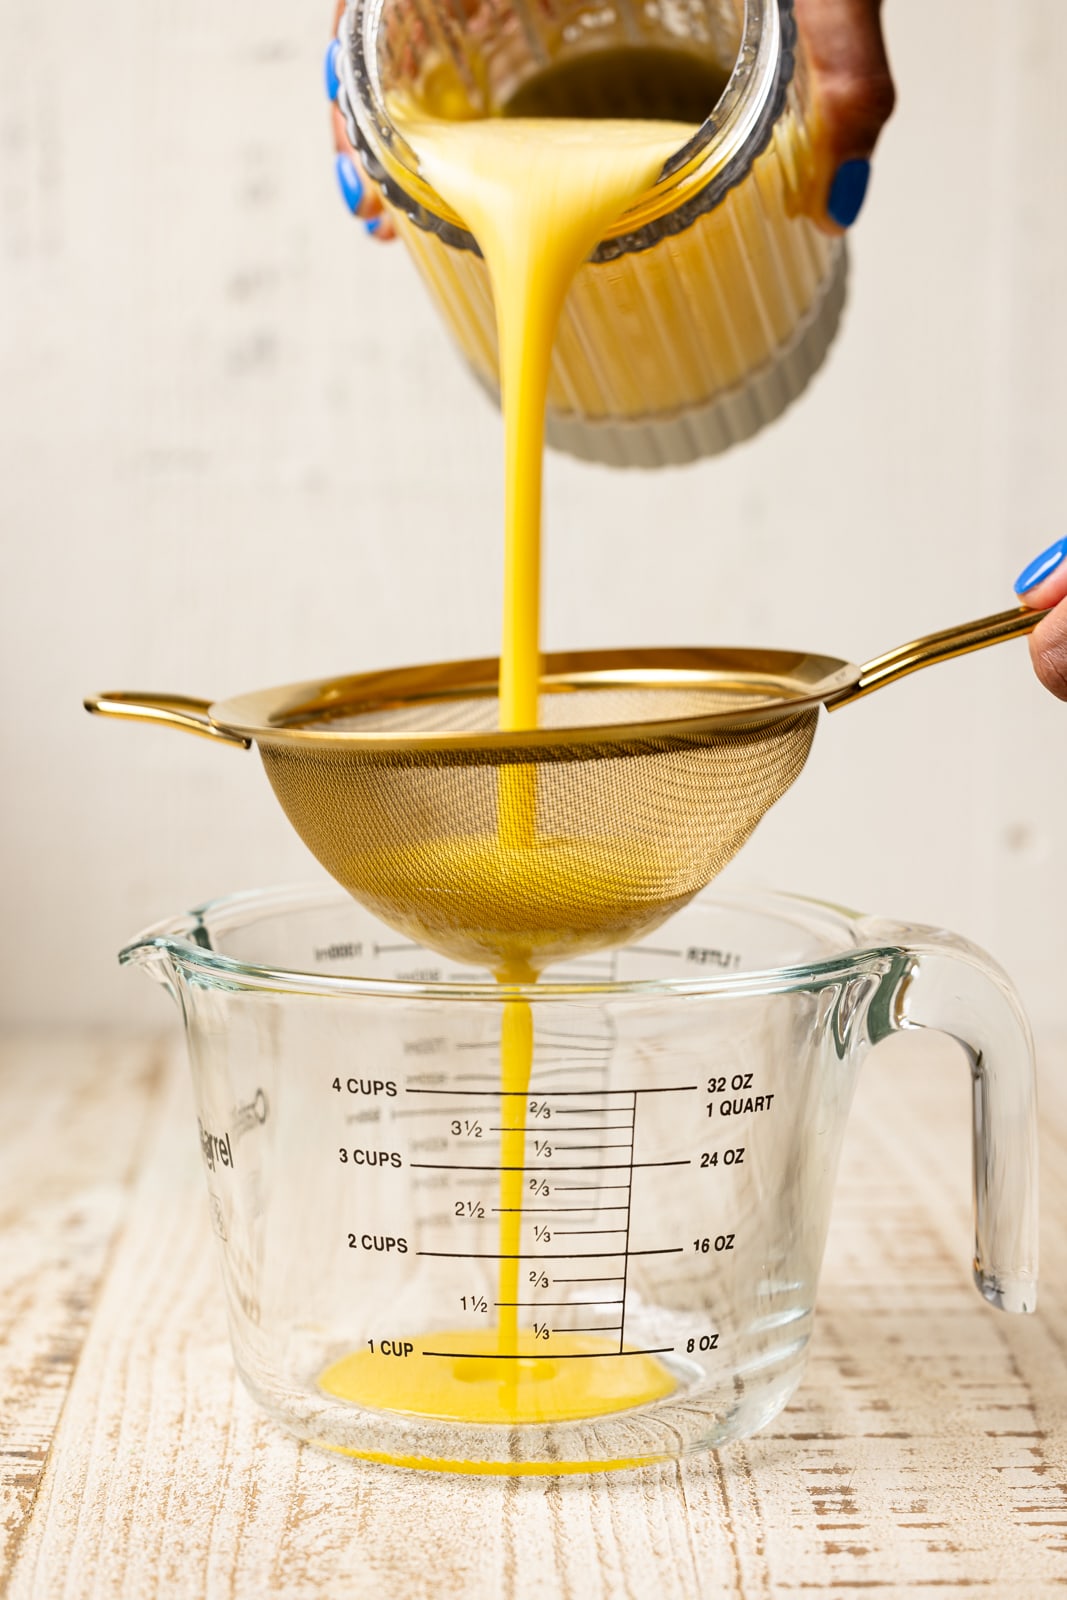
left=86, top=604, right=1048, bottom=976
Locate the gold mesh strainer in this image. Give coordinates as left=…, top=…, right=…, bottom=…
left=85, top=606, right=1046, bottom=975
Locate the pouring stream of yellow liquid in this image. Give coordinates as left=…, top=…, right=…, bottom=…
left=319, top=107, right=694, bottom=1452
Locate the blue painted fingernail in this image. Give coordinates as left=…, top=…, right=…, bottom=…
left=827, top=158, right=871, bottom=228
left=364, top=216, right=382, bottom=236
left=324, top=39, right=341, bottom=102
left=1014, top=536, right=1067, bottom=595
left=335, top=153, right=363, bottom=215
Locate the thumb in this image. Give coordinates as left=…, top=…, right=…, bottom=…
left=795, top=0, right=896, bottom=231
left=1014, top=537, right=1067, bottom=701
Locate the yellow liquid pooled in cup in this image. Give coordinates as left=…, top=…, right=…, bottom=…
left=320, top=99, right=697, bottom=1446
left=319, top=1333, right=675, bottom=1425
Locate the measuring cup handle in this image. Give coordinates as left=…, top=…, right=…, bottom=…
left=859, top=919, right=1038, bottom=1313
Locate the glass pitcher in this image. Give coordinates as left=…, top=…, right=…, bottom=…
left=338, top=0, right=845, bottom=466
left=124, top=883, right=1038, bottom=1475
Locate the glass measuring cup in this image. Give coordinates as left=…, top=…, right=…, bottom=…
left=125, top=883, right=1038, bottom=1474
left=339, top=0, right=844, bottom=465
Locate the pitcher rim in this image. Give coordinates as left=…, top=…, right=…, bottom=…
left=340, top=0, right=796, bottom=261
left=119, top=882, right=905, bottom=1004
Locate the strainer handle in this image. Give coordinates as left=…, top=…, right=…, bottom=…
left=84, top=692, right=251, bottom=748
left=826, top=605, right=1052, bottom=709
left=861, top=918, right=1039, bottom=1314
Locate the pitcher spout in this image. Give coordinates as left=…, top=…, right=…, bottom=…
left=119, top=929, right=192, bottom=1007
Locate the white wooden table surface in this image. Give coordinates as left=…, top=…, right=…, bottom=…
left=2, top=1027, right=1066, bottom=1599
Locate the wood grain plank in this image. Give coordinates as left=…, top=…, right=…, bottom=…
left=5, top=1030, right=1067, bottom=1598
left=738, top=1030, right=1067, bottom=1597
left=0, top=1034, right=166, bottom=1582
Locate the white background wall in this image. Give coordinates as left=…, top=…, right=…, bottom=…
left=1, top=0, right=1064, bottom=1029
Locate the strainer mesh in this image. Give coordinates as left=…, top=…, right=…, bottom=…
left=256, top=683, right=817, bottom=974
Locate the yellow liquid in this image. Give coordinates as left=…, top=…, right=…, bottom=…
left=322, top=90, right=698, bottom=1445
left=319, top=1332, right=675, bottom=1425
left=339, top=834, right=690, bottom=974
left=393, top=58, right=835, bottom=432
left=399, top=109, right=693, bottom=728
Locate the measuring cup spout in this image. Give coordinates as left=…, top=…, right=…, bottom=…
left=118, top=930, right=192, bottom=1008
left=860, top=918, right=1039, bottom=1314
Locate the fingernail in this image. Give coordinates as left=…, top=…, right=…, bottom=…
left=364, top=216, right=382, bottom=236
left=335, top=153, right=363, bottom=214
left=827, top=158, right=871, bottom=228
left=1014, top=536, right=1067, bottom=595
left=324, top=39, right=341, bottom=102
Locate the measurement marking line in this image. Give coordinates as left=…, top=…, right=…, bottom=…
left=554, top=1184, right=631, bottom=1192
left=534, top=1062, right=613, bottom=1076
left=530, top=1059, right=614, bottom=1073
left=542, top=973, right=615, bottom=983
left=396, top=1108, right=504, bottom=1119
left=541, top=1123, right=634, bottom=1131
left=631, top=1086, right=698, bottom=1095
left=534, top=1033, right=614, bottom=1048
left=410, top=1161, right=690, bottom=1173
left=544, top=953, right=616, bottom=964
left=421, top=1348, right=676, bottom=1361
left=621, top=945, right=682, bottom=957
left=617, top=1090, right=638, bottom=1355
left=557, top=1325, right=623, bottom=1335
left=553, top=1275, right=623, bottom=1283
left=552, top=1143, right=633, bottom=1151
left=534, top=1071, right=615, bottom=1084
left=538, top=964, right=615, bottom=974
left=533, top=1106, right=627, bottom=1116
left=409, top=1164, right=516, bottom=1173
left=404, top=1086, right=697, bottom=1097
left=494, top=1299, right=624, bottom=1308
left=533, top=1045, right=613, bottom=1055
left=553, top=1228, right=628, bottom=1236
left=492, top=1206, right=629, bottom=1215
left=391, top=1108, right=458, bottom=1119
left=488, top=1125, right=633, bottom=1134
left=416, top=1248, right=683, bottom=1260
